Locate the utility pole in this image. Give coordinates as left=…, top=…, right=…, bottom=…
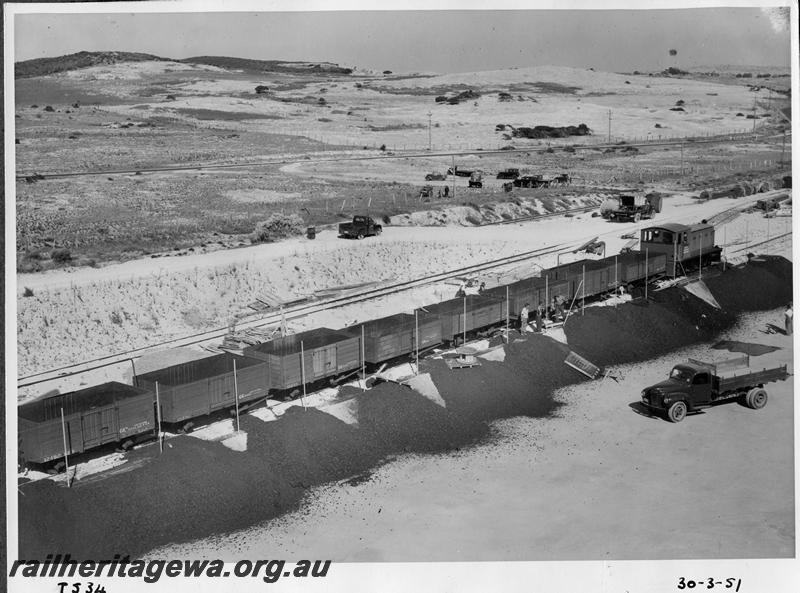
left=680, top=142, right=684, bottom=176
left=781, top=130, right=787, bottom=166
left=752, top=95, right=757, bottom=134
left=427, top=111, right=432, bottom=151
left=452, top=155, right=456, bottom=199
left=607, top=110, right=612, bottom=143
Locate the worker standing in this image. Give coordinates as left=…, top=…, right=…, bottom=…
left=535, top=303, right=544, bottom=333
left=785, top=303, right=793, bottom=335
left=519, top=303, right=530, bottom=334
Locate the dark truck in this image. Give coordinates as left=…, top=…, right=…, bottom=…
left=607, top=193, right=662, bottom=222
left=338, top=215, right=382, bottom=239
left=496, top=168, right=520, bottom=180
left=640, top=355, right=788, bottom=423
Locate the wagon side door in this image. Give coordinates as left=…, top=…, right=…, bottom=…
left=312, top=346, right=337, bottom=380
left=81, top=407, right=119, bottom=449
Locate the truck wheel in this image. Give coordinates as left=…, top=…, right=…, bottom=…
left=745, top=388, right=768, bottom=409
left=375, top=227, right=382, bottom=235
left=667, top=401, right=687, bottom=423
left=357, top=233, right=364, bottom=240
left=634, top=212, right=641, bottom=222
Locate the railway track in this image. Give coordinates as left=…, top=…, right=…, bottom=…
left=18, top=240, right=576, bottom=388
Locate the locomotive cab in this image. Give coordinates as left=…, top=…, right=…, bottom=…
left=640, top=222, right=719, bottom=277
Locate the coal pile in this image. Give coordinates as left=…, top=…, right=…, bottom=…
left=357, top=384, right=488, bottom=454
left=429, top=335, right=572, bottom=422
left=564, top=289, right=736, bottom=367
left=705, top=257, right=792, bottom=312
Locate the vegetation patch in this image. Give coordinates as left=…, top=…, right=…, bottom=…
left=251, top=213, right=305, bottom=243
left=174, top=108, right=284, bottom=121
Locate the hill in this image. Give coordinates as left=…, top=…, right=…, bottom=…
left=181, top=56, right=353, bottom=75
left=15, top=51, right=169, bottom=78
left=15, top=51, right=354, bottom=78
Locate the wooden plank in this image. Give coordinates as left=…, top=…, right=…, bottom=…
left=564, top=351, right=602, bottom=379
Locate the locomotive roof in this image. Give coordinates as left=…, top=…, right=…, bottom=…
left=19, top=381, right=151, bottom=422
left=642, top=222, right=713, bottom=234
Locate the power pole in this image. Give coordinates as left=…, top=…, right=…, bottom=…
left=427, top=111, right=432, bottom=151
left=452, top=155, right=456, bottom=199
left=781, top=130, right=787, bottom=166
left=680, top=142, right=684, bottom=176
left=607, top=110, right=612, bottom=143
left=752, top=95, right=757, bottom=134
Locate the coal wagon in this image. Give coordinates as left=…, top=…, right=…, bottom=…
left=424, top=294, right=506, bottom=344
left=342, top=312, right=442, bottom=365
left=19, top=382, right=155, bottom=465
left=134, top=353, right=269, bottom=426
left=244, top=328, right=360, bottom=393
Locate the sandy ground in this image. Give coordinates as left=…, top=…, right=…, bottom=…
left=15, top=189, right=790, bottom=400
left=148, top=308, right=794, bottom=561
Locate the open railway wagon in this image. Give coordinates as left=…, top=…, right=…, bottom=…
left=134, top=352, right=268, bottom=427
left=639, top=222, right=721, bottom=277
left=342, top=312, right=442, bottom=366
left=18, top=382, right=155, bottom=466
left=423, top=294, right=507, bottom=345
left=615, top=250, right=668, bottom=284
left=489, top=276, right=571, bottom=317
left=542, top=258, right=621, bottom=300
left=244, top=328, right=360, bottom=395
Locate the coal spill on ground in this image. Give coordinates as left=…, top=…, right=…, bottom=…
left=18, top=256, right=793, bottom=560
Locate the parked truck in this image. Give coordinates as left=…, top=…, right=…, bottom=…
left=496, top=168, right=520, bottom=180
left=338, top=215, right=382, bottom=239
left=640, top=355, right=788, bottom=422
left=607, top=193, right=662, bottom=222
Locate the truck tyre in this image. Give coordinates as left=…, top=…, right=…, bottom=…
left=357, top=233, right=364, bottom=240
left=375, top=227, right=382, bottom=236
left=667, top=401, right=687, bottom=423
left=745, top=387, right=768, bottom=409
left=634, top=212, right=641, bottom=222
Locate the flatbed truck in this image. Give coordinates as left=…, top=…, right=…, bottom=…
left=640, top=355, right=788, bottom=422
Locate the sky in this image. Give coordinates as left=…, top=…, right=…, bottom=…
left=10, top=3, right=793, bottom=74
